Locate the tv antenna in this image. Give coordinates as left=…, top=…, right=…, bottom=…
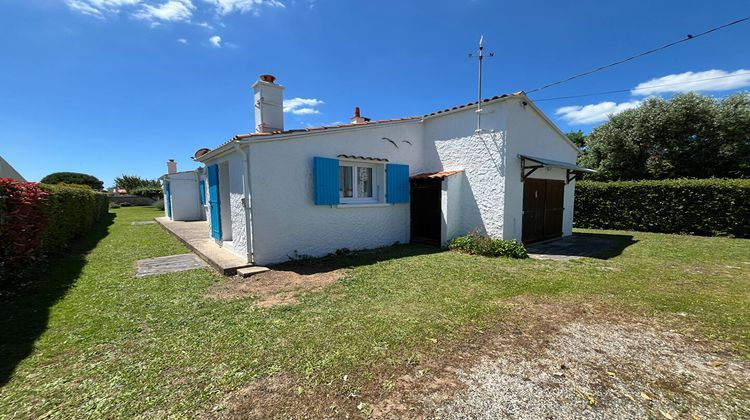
left=469, top=36, right=494, bottom=133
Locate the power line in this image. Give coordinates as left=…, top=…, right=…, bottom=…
left=524, top=16, right=750, bottom=94
left=532, top=71, right=750, bottom=102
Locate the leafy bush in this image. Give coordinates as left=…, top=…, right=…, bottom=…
left=114, top=175, right=160, bottom=193
left=152, top=199, right=164, bottom=211
left=0, top=179, right=108, bottom=285
left=449, top=231, right=528, bottom=259
left=574, top=179, right=750, bottom=238
left=40, top=172, right=104, bottom=190
left=38, top=183, right=109, bottom=252
left=0, top=179, right=49, bottom=279
left=131, top=186, right=163, bottom=200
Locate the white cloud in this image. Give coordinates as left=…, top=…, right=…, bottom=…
left=202, top=0, right=285, bottom=15
left=632, top=69, right=750, bottom=95
left=134, top=0, right=194, bottom=22
left=556, top=100, right=642, bottom=125
left=283, top=97, right=324, bottom=115
left=177, top=37, right=188, bottom=43
left=65, top=0, right=141, bottom=17
left=209, top=35, right=222, bottom=47
left=196, top=21, right=214, bottom=29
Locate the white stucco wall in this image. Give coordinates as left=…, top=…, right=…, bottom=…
left=503, top=99, right=580, bottom=241
left=441, top=172, right=467, bottom=245
left=247, top=121, right=424, bottom=264
left=164, top=171, right=204, bottom=221
left=422, top=102, right=509, bottom=239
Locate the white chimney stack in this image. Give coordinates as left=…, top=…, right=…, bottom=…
left=167, top=159, right=177, bottom=174
left=252, top=74, right=284, bottom=133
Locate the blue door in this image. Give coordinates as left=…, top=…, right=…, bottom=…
left=164, top=181, right=172, bottom=218
left=207, top=164, right=222, bottom=240
left=198, top=178, right=206, bottom=205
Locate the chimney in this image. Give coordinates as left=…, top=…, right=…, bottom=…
left=252, top=74, right=284, bottom=133
left=167, top=159, right=177, bottom=174
left=350, top=106, right=370, bottom=124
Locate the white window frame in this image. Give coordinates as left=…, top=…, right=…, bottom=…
left=339, top=160, right=383, bottom=204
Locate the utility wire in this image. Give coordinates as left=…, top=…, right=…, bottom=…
left=532, top=71, right=750, bottom=102
left=524, top=16, right=750, bottom=94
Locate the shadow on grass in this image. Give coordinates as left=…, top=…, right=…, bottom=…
left=526, top=232, right=638, bottom=260
left=0, top=212, right=115, bottom=387
left=270, top=243, right=445, bottom=275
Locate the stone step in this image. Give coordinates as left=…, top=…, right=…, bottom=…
left=237, top=266, right=271, bottom=278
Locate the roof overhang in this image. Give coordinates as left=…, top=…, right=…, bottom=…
left=411, top=170, right=464, bottom=180
left=518, top=154, right=595, bottom=183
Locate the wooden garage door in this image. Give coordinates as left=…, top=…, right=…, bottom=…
left=522, top=179, right=564, bottom=244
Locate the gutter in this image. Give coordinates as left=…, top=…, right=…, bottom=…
left=232, top=143, right=255, bottom=264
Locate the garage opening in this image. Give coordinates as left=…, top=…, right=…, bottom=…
left=522, top=179, right=565, bottom=244
left=410, top=178, right=442, bottom=246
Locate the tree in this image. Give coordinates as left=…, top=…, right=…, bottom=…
left=566, top=130, right=587, bottom=149
left=41, top=172, right=104, bottom=190
left=581, top=92, right=750, bottom=180
left=113, top=175, right=161, bottom=193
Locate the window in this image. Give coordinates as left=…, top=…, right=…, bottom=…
left=339, top=162, right=382, bottom=203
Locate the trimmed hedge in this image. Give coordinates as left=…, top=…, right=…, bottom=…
left=0, top=179, right=109, bottom=284
left=574, top=179, right=750, bottom=238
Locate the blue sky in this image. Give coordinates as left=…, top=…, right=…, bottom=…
left=1, top=0, right=748, bottom=185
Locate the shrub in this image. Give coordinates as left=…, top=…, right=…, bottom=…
left=152, top=199, right=164, bottom=211
left=0, top=179, right=108, bottom=285
left=0, top=179, right=49, bottom=278
left=40, top=172, right=104, bottom=190
left=109, top=202, right=121, bottom=209
left=449, top=231, right=528, bottom=259
left=131, top=186, right=163, bottom=200
left=574, top=179, right=750, bottom=238
left=114, top=175, right=160, bottom=193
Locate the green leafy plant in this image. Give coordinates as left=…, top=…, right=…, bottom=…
left=448, top=231, right=528, bottom=259
left=113, top=175, right=160, bottom=193
left=40, top=172, right=104, bottom=190
left=152, top=200, right=164, bottom=211
left=574, top=179, right=750, bottom=238
left=131, top=186, right=163, bottom=200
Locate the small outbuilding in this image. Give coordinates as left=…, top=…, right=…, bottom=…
left=194, top=74, right=594, bottom=265
left=160, top=160, right=207, bottom=222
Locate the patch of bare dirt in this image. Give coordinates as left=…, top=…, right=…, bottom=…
left=209, top=297, right=750, bottom=419
left=206, top=266, right=348, bottom=307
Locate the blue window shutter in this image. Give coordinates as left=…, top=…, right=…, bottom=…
left=198, top=179, right=206, bottom=205
left=386, top=163, right=410, bottom=203
left=165, top=181, right=172, bottom=218
left=314, top=157, right=340, bottom=205
left=207, top=164, right=222, bottom=240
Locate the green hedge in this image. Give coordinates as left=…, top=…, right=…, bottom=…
left=39, top=183, right=109, bottom=252
left=574, top=179, right=750, bottom=238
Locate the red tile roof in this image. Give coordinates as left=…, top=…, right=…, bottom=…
left=410, top=170, right=464, bottom=180
left=197, top=92, right=524, bottom=159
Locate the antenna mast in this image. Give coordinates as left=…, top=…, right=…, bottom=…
left=471, top=36, right=493, bottom=133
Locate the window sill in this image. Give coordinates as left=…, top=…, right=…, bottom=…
left=336, top=203, right=392, bottom=209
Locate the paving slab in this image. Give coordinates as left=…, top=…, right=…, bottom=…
left=237, top=266, right=271, bottom=278
left=135, top=253, right=207, bottom=277
left=155, top=217, right=253, bottom=275
left=131, top=220, right=157, bottom=225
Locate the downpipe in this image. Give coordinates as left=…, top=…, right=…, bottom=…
left=232, top=142, right=255, bottom=264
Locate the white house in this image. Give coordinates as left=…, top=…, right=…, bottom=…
left=194, top=74, right=593, bottom=265
left=160, top=159, right=206, bottom=222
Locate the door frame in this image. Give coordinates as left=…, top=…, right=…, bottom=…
left=521, top=178, right=565, bottom=244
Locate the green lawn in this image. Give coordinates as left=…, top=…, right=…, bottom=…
left=1, top=206, right=748, bottom=417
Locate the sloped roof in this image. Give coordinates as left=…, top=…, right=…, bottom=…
left=196, top=92, right=525, bottom=161
left=411, top=170, right=464, bottom=180
left=0, top=155, right=25, bottom=181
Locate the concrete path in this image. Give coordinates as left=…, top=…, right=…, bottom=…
left=135, top=253, right=207, bottom=277
left=155, top=217, right=253, bottom=275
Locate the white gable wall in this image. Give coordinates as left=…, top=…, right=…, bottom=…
left=247, top=121, right=424, bottom=264
left=503, top=99, right=580, bottom=240
left=422, top=101, right=510, bottom=242
left=164, top=171, right=204, bottom=221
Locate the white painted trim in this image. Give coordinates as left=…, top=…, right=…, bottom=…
left=336, top=203, right=392, bottom=209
